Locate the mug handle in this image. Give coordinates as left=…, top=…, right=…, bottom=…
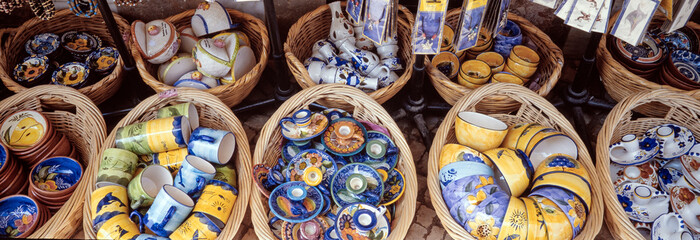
left=279, top=117, right=294, bottom=132
left=162, top=206, right=177, bottom=225
left=268, top=216, right=281, bottom=227
left=195, top=176, right=207, bottom=194
left=131, top=199, right=144, bottom=211
left=129, top=211, right=144, bottom=233
left=277, top=158, right=288, bottom=169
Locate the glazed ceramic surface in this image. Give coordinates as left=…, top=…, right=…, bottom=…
left=280, top=111, right=329, bottom=142
left=322, top=108, right=352, bottom=121
left=131, top=20, right=180, bottom=64
left=127, top=165, right=174, bottom=209
left=615, top=36, right=663, bottom=64
left=497, top=197, right=528, bottom=240
left=431, top=51, right=460, bottom=79
left=616, top=182, right=670, bottom=223
left=460, top=191, right=509, bottom=239
left=96, top=148, right=138, bottom=187
left=494, top=20, right=522, bottom=57
left=115, top=116, right=191, bottom=155
left=350, top=131, right=398, bottom=171
left=25, top=33, right=60, bottom=56
left=671, top=50, right=700, bottom=83
left=529, top=186, right=587, bottom=236
left=380, top=169, right=404, bottom=206
left=188, top=127, right=235, bottom=164
left=158, top=53, right=198, bottom=86
left=669, top=186, right=700, bottom=232
left=438, top=161, right=494, bottom=189
left=174, top=155, right=216, bottom=198
left=51, top=62, right=89, bottom=88
left=194, top=180, right=237, bottom=224
left=454, top=112, right=508, bottom=152
left=484, top=148, right=532, bottom=197
left=87, top=47, right=119, bottom=74
left=322, top=118, right=367, bottom=157
left=443, top=178, right=499, bottom=214
left=536, top=154, right=591, bottom=184
left=521, top=197, right=548, bottom=240
left=0, top=195, right=39, bottom=238
left=680, top=155, right=700, bottom=189
left=141, top=185, right=195, bottom=237
left=31, top=157, right=82, bottom=192
left=652, top=213, right=693, bottom=240
left=646, top=124, right=695, bottom=159
left=656, top=28, right=696, bottom=52
left=90, top=183, right=129, bottom=231
left=61, top=31, right=101, bottom=60
left=609, top=134, right=660, bottom=165
left=191, top=1, right=238, bottom=37
left=192, top=34, right=237, bottom=78
left=530, top=195, right=574, bottom=240
left=532, top=172, right=592, bottom=213
left=96, top=213, right=139, bottom=240
left=269, top=181, right=324, bottom=223
left=335, top=203, right=389, bottom=240
left=658, top=159, right=696, bottom=193
left=438, top=144, right=492, bottom=170
left=169, top=212, right=222, bottom=240
left=285, top=149, right=337, bottom=189
left=609, top=160, right=660, bottom=188
left=280, top=216, right=329, bottom=240
left=0, top=110, right=49, bottom=151
left=528, top=132, right=578, bottom=170
left=331, top=163, right=383, bottom=207
left=253, top=164, right=283, bottom=198
left=156, top=102, right=199, bottom=130
left=13, top=55, right=50, bottom=85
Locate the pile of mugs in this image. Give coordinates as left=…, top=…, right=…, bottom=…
left=607, top=27, right=700, bottom=90
left=132, top=1, right=256, bottom=89
left=304, top=2, right=402, bottom=92
left=439, top=112, right=591, bottom=240
left=608, top=123, right=700, bottom=239
left=253, top=108, right=405, bottom=240
left=0, top=195, right=50, bottom=238
left=89, top=102, right=239, bottom=240
left=13, top=31, right=119, bottom=89
left=432, top=20, right=540, bottom=89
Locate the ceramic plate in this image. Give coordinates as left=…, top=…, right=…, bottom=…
left=609, top=161, right=660, bottom=188
left=331, top=163, right=383, bottom=207
left=380, top=169, right=405, bottom=206
left=608, top=135, right=660, bottom=165
left=280, top=113, right=329, bottom=142
left=269, top=181, right=324, bottom=223
left=0, top=195, right=39, bottom=238
left=645, top=124, right=695, bottom=159
left=51, top=62, right=90, bottom=88
left=61, top=31, right=101, bottom=55
left=335, top=203, right=390, bottom=240
left=0, top=110, right=49, bottom=149
left=350, top=131, right=398, bottom=171
left=322, top=118, right=367, bottom=157
left=656, top=28, right=694, bottom=52
left=87, top=47, right=120, bottom=73
left=286, top=149, right=337, bottom=189
left=616, top=182, right=669, bottom=223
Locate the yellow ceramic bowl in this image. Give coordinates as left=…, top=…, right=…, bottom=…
left=492, top=72, right=524, bottom=85
left=528, top=132, right=579, bottom=173
left=441, top=24, right=455, bottom=51
left=532, top=172, right=591, bottom=213
left=525, top=129, right=563, bottom=156
left=522, top=197, right=548, bottom=240
left=530, top=196, right=573, bottom=240
left=476, top=52, right=505, bottom=73
left=499, top=197, right=528, bottom=239
left=506, top=59, right=538, bottom=79
left=501, top=123, right=535, bottom=149
left=534, top=154, right=590, bottom=184
left=457, top=76, right=487, bottom=89
left=503, top=64, right=530, bottom=83
left=432, top=51, right=460, bottom=79
left=510, top=45, right=540, bottom=67
left=460, top=60, right=492, bottom=85
left=439, top=143, right=492, bottom=169
left=455, top=111, right=508, bottom=152
left=514, top=125, right=550, bottom=153
left=483, top=148, right=533, bottom=197
left=470, top=29, right=493, bottom=52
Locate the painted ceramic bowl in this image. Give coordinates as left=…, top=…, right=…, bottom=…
left=381, top=169, right=405, bottom=205
left=286, top=149, right=337, bottom=188
left=280, top=111, right=329, bottom=142
left=513, top=124, right=550, bottom=153
left=86, top=47, right=119, bottom=75
left=335, top=203, right=390, bottom=240
left=470, top=29, right=493, bottom=53
left=454, top=111, right=508, bottom=152
left=441, top=24, right=455, bottom=52
left=614, top=35, right=664, bottom=65
left=670, top=50, right=700, bottom=84
left=483, top=148, right=533, bottom=197
left=25, top=33, right=61, bottom=57
left=431, top=51, right=460, bottom=79
left=61, top=31, right=101, bottom=60
left=30, top=156, right=83, bottom=194
left=494, top=20, right=522, bottom=57
left=330, top=163, right=383, bottom=207
left=506, top=57, right=537, bottom=79
left=191, top=1, right=238, bottom=37
left=269, top=181, right=324, bottom=223
left=491, top=72, right=524, bottom=85
left=157, top=53, right=197, bottom=86
left=442, top=176, right=500, bottom=212
left=51, top=62, right=90, bottom=88
left=131, top=19, right=180, bottom=64
left=13, top=55, right=51, bottom=87
left=280, top=216, right=329, bottom=240
left=521, top=197, right=548, bottom=240
left=253, top=164, right=284, bottom=198
left=459, top=60, right=492, bottom=86
left=529, top=186, right=588, bottom=236
left=532, top=171, right=591, bottom=213
left=535, top=154, right=590, bottom=184
left=459, top=191, right=509, bottom=238
left=193, top=35, right=237, bottom=78
left=500, top=123, right=535, bottom=149
left=655, top=27, right=698, bottom=52
left=476, top=52, right=505, bottom=73
left=497, top=197, right=528, bottom=240
left=439, top=161, right=494, bottom=189
left=509, top=45, right=540, bottom=68
left=0, top=110, right=51, bottom=152
left=0, top=195, right=42, bottom=238
left=530, top=195, right=574, bottom=240
left=526, top=130, right=578, bottom=171
left=173, top=70, right=219, bottom=89
left=438, top=143, right=492, bottom=170
left=322, top=118, right=367, bottom=157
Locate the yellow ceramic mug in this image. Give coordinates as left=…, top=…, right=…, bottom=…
left=455, top=111, right=508, bottom=152
left=193, top=180, right=238, bottom=225
left=90, top=183, right=129, bottom=232
left=96, top=213, right=140, bottom=240
left=170, top=212, right=222, bottom=240
left=498, top=197, right=528, bottom=240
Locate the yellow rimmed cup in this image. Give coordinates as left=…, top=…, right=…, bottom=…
left=509, top=45, right=540, bottom=67
left=454, top=111, right=508, bottom=152
left=476, top=52, right=505, bottom=73
left=431, top=51, right=460, bottom=79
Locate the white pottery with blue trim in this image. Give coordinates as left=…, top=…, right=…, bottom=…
left=328, top=1, right=355, bottom=46
left=608, top=133, right=660, bottom=165
left=188, top=127, right=236, bottom=164
left=174, top=155, right=216, bottom=198
left=158, top=53, right=197, bottom=86
left=645, top=124, right=695, bottom=159
left=652, top=213, right=693, bottom=240
left=367, top=65, right=398, bottom=88
left=306, top=59, right=327, bottom=84
left=616, top=182, right=670, bottom=223
left=139, top=185, right=194, bottom=237
left=191, top=1, right=237, bottom=37
left=131, top=19, right=180, bottom=64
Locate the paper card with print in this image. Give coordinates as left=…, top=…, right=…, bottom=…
left=346, top=0, right=365, bottom=24
left=532, top=0, right=558, bottom=9
left=591, top=0, right=612, bottom=33
left=611, top=0, right=660, bottom=45
left=668, top=0, right=700, bottom=32
left=411, top=0, right=449, bottom=54
left=555, top=0, right=576, bottom=20
left=565, top=0, right=605, bottom=32
left=494, top=0, right=512, bottom=34
left=455, top=0, right=488, bottom=51
left=363, top=0, right=391, bottom=45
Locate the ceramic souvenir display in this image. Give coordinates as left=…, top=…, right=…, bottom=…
left=29, top=157, right=83, bottom=209
left=13, top=55, right=51, bottom=87
left=335, top=203, right=389, bottom=240
left=322, top=118, right=367, bottom=156
left=616, top=182, right=670, bottom=223
left=285, top=149, right=337, bottom=188
left=131, top=19, right=180, bottom=64
left=280, top=109, right=329, bottom=142
left=25, top=33, right=60, bottom=57
left=157, top=53, right=198, bottom=86
left=494, top=20, right=522, bottom=57
left=609, top=160, right=660, bottom=188
left=646, top=124, right=695, bottom=159
left=331, top=163, right=383, bottom=207
left=61, top=31, right=101, bottom=60
left=609, top=133, right=660, bottom=165
left=269, top=181, right=324, bottom=223
left=454, top=111, right=508, bottom=152
left=86, top=47, right=119, bottom=75
left=51, top=62, right=90, bottom=88
left=0, top=195, right=46, bottom=238
left=191, top=1, right=238, bottom=37
left=350, top=131, right=398, bottom=171
left=652, top=213, right=693, bottom=240
left=484, top=148, right=533, bottom=197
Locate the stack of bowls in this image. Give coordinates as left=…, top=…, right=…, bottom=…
left=660, top=50, right=700, bottom=90
left=608, top=34, right=665, bottom=80
left=500, top=123, right=578, bottom=169
left=27, top=157, right=83, bottom=211
left=0, top=110, right=77, bottom=168
left=0, top=195, right=49, bottom=238
left=494, top=20, right=523, bottom=58
left=464, top=29, right=494, bottom=59
left=505, top=45, right=540, bottom=81
left=458, top=60, right=492, bottom=89
left=0, top=143, right=27, bottom=198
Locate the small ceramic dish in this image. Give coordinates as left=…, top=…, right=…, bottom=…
left=350, top=131, right=398, bottom=171
left=484, top=148, right=533, bottom=197
left=439, top=161, right=494, bottom=189
left=509, top=45, right=540, bottom=67
left=0, top=195, right=42, bottom=238
left=609, top=160, right=660, bottom=188
left=61, top=31, right=101, bottom=60
left=158, top=54, right=198, bottom=86
left=458, top=191, right=509, bottom=237
left=527, top=130, right=578, bottom=172
left=380, top=169, right=404, bottom=206
left=330, top=163, right=383, bottom=207
left=455, top=111, right=508, bottom=152
left=491, top=72, right=524, bottom=85
left=86, top=47, right=119, bottom=75
left=286, top=149, right=337, bottom=188
left=658, top=159, right=696, bottom=193
left=51, top=62, right=90, bottom=88
left=30, top=156, right=83, bottom=194
left=506, top=58, right=537, bottom=79
left=609, top=133, right=660, bottom=165
left=530, top=195, right=574, bottom=240
left=476, top=52, right=505, bottom=73
left=280, top=216, right=329, bottom=240
left=13, top=55, right=51, bottom=87
left=335, top=203, right=390, bottom=240
left=280, top=111, right=329, bottom=142
left=529, top=186, right=588, bottom=236
left=615, top=35, right=664, bottom=65
left=25, top=33, right=61, bottom=57
left=652, top=212, right=694, bottom=240
left=670, top=50, right=700, bottom=84
left=459, top=60, right=492, bottom=85
left=322, top=118, right=367, bottom=157
left=431, top=51, right=460, bottom=79
left=532, top=171, right=591, bottom=213
left=668, top=186, right=700, bottom=233
left=645, top=124, right=694, bottom=159
left=0, top=110, right=51, bottom=152
left=616, top=182, right=669, bottom=223
left=438, top=143, right=492, bottom=170
left=269, top=181, right=324, bottom=223
left=442, top=176, right=500, bottom=210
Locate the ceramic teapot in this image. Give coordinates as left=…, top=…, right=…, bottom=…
left=193, top=33, right=256, bottom=79
left=178, top=27, right=199, bottom=54
left=652, top=213, right=693, bottom=240
left=131, top=19, right=180, bottom=64
left=191, top=1, right=238, bottom=37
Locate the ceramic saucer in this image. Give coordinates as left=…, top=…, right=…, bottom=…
left=658, top=159, right=697, bottom=193
left=280, top=140, right=311, bottom=162
left=350, top=131, right=398, bottom=171
left=280, top=112, right=329, bottom=142
left=646, top=124, right=695, bottom=159
left=280, top=216, right=330, bottom=240
left=331, top=163, right=383, bottom=207
left=253, top=164, right=284, bottom=198
left=51, top=62, right=90, bottom=88
left=335, top=203, right=390, bottom=240
left=286, top=149, right=337, bottom=188
left=322, top=118, right=367, bottom=157
left=380, top=169, right=405, bottom=206
left=616, top=182, right=669, bottom=223
left=13, top=55, right=50, bottom=86
left=608, top=135, right=660, bottom=165
left=322, top=108, right=352, bottom=121
left=609, top=161, right=660, bottom=188
left=269, top=181, right=324, bottom=223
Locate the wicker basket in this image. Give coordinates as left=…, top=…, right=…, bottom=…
left=0, top=85, right=107, bottom=238
left=134, top=8, right=270, bottom=107
left=250, top=84, right=417, bottom=239
left=82, top=89, right=252, bottom=239
left=597, top=12, right=700, bottom=117
left=595, top=89, right=700, bottom=240
left=427, top=83, right=603, bottom=239
left=284, top=2, right=415, bottom=109
left=0, top=9, right=128, bottom=107
left=427, top=9, right=564, bottom=111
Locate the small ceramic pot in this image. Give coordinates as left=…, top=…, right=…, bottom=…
left=131, top=19, right=180, bottom=64
left=431, top=51, right=460, bottom=79
left=90, top=183, right=129, bottom=231
left=188, top=127, right=236, bottom=164
left=156, top=102, right=199, bottom=130
left=86, top=47, right=119, bottom=76
left=13, top=55, right=52, bottom=87
left=115, top=116, right=191, bottom=155
left=330, top=163, right=383, bottom=206
left=174, top=155, right=216, bottom=198
left=494, top=20, right=522, bottom=57
left=279, top=110, right=329, bottom=142
left=476, top=52, right=505, bottom=72
left=505, top=58, right=537, bottom=79
left=454, top=111, right=508, bottom=152
left=380, top=57, right=402, bottom=71
left=30, top=156, right=82, bottom=199
left=312, top=39, right=338, bottom=62
left=132, top=185, right=195, bottom=237
left=322, top=118, right=368, bottom=157
left=191, top=1, right=237, bottom=37
left=96, top=148, right=139, bottom=187
left=647, top=124, right=694, bottom=159
left=25, top=33, right=61, bottom=57
left=509, top=45, right=540, bottom=67
left=127, top=165, right=174, bottom=209
left=536, top=154, right=590, bottom=184
left=51, top=62, right=90, bottom=88
left=652, top=213, right=693, bottom=240
left=269, top=181, right=324, bottom=223
left=459, top=60, right=492, bottom=86
left=484, top=148, right=533, bottom=197
left=335, top=203, right=389, bottom=240
left=529, top=186, right=588, bottom=237
left=61, top=31, right=101, bottom=60
left=469, top=30, right=493, bottom=53
left=337, top=40, right=381, bottom=76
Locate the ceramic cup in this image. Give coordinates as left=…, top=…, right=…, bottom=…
left=194, top=180, right=238, bottom=225
left=506, top=57, right=538, bottom=79
left=454, top=111, right=508, bottom=152
left=476, top=52, right=505, bottom=73
left=652, top=213, right=694, bottom=240
left=188, top=127, right=235, bottom=164
left=144, top=148, right=189, bottom=176
left=431, top=51, right=460, bottom=79
left=96, top=148, right=139, bottom=187
left=174, top=155, right=216, bottom=198
left=115, top=116, right=191, bottom=155
left=484, top=148, right=533, bottom=197
left=96, top=213, right=140, bottom=240
left=169, top=212, right=222, bottom=240
left=134, top=234, right=170, bottom=240
left=458, top=60, right=492, bottom=88
left=191, top=1, right=237, bottom=37
left=492, top=72, right=524, bottom=85
left=213, top=163, right=237, bottom=188
left=128, top=165, right=174, bottom=209
left=133, top=185, right=194, bottom=237
left=509, top=45, right=540, bottom=67
left=90, top=183, right=129, bottom=232
left=156, top=102, right=200, bottom=130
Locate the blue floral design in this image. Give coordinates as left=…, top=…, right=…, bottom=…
left=617, top=194, right=633, bottom=212
left=658, top=168, right=673, bottom=185
left=462, top=152, right=485, bottom=164
left=640, top=138, right=658, bottom=151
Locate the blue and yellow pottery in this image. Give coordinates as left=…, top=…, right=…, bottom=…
left=96, top=213, right=140, bottom=240
left=115, top=116, right=191, bottom=155
left=90, top=183, right=129, bottom=232
left=51, top=62, right=90, bottom=88
left=331, top=163, right=383, bottom=207
left=439, top=143, right=492, bottom=170
left=188, top=127, right=236, bottom=164
left=13, top=55, right=51, bottom=87
left=322, top=118, right=367, bottom=157
left=335, top=203, right=390, bottom=240
left=380, top=169, right=405, bottom=206
left=521, top=196, right=548, bottom=240
left=174, top=155, right=216, bottom=198
left=532, top=172, right=591, bottom=214
left=31, top=156, right=83, bottom=193
left=269, top=181, right=324, bottom=223
left=87, top=47, right=120, bottom=75
left=455, top=111, right=508, bottom=152
left=483, top=148, right=533, bottom=197
left=169, top=212, right=222, bottom=240
left=194, top=180, right=238, bottom=224
left=25, top=33, right=61, bottom=57
left=530, top=196, right=573, bottom=240
left=0, top=195, right=41, bottom=238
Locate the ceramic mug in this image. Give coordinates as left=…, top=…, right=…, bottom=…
left=156, top=103, right=199, bottom=130
left=213, top=163, right=237, bottom=188
left=143, top=148, right=189, bottom=176
left=133, top=185, right=195, bottom=237
left=169, top=212, right=222, bottom=240
left=194, top=180, right=238, bottom=224
left=174, top=155, right=216, bottom=198
left=90, top=183, right=129, bottom=232
left=96, top=213, right=140, bottom=240
left=115, top=116, right=191, bottom=155
left=128, top=165, right=174, bottom=209
left=188, top=127, right=235, bottom=165
left=96, top=148, right=139, bottom=187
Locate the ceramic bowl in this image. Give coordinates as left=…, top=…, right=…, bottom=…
left=509, top=45, right=540, bottom=67
left=483, top=148, right=533, bottom=197
left=530, top=195, right=574, bottom=240
left=86, top=47, right=119, bottom=75
left=476, top=52, right=505, bottom=72
left=439, top=161, right=494, bottom=189
left=438, top=143, right=492, bottom=170
left=25, top=33, right=61, bottom=57
left=30, top=156, right=83, bottom=197
left=442, top=175, right=500, bottom=209
left=500, top=123, right=535, bottom=150
left=458, top=191, right=509, bottom=238
left=131, top=19, right=180, bottom=64
left=527, top=131, right=578, bottom=172
left=459, top=60, right=492, bottom=85
left=193, top=37, right=234, bottom=78
left=494, top=20, right=522, bottom=57
left=524, top=128, right=564, bottom=155
left=61, top=31, right=101, bottom=60
left=532, top=171, right=591, bottom=213
left=381, top=169, right=405, bottom=205
left=470, top=29, right=493, bottom=53
left=0, top=195, right=43, bottom=238
left=191, top=1, right=238, bottom=37
left=441, top=24, right=455, bottom=51
left=51, top=62, right=90, bottom=88
left=0, top=110, right=52, bottom=152
left=529, top=186, right=588, bottom=236
left=157, top=53, right=197, bottom=86
left=505, top=58, right=537, bottom=79
left=521, top=197, right=548, bottom=240
left=455, top=111, right=508, bottom=152
left=321, top=117, right=367, bottom=157
left=535, top=154, right=590, bottom=183
left=431, top=51, right=460, bottom=79
left=491, top=72, right=524, bottom=85
left=615, top=35, right=664, bottom=65
left=670, top=49, right=700, bottom=84
left=457, top=76, right=487, bottom=89
left=655, top=27, right=696, bottom=52
left=495, top=196, right=529, bottom=240
left=13, top=55, right=51, bottom=87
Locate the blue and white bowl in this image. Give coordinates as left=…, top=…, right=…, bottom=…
left=25, top=33, right=61, bottom=57
left=0, top=195, right=42, bottom=238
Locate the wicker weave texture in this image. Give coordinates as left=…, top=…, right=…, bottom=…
left=0, top=85, right=107, bottom=238
left=427, top=83, right=602, bottom=239
left=595, top=89, right=700, bottom=240
left=82, top=89, right=252, bottom=239
left=134, top=8, right=270, bottom=107
left=250, top=84, right=417, bottom=239
left=284, top=2, right=415, bottom=109
left=0, top=9, right=128, bottom=107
